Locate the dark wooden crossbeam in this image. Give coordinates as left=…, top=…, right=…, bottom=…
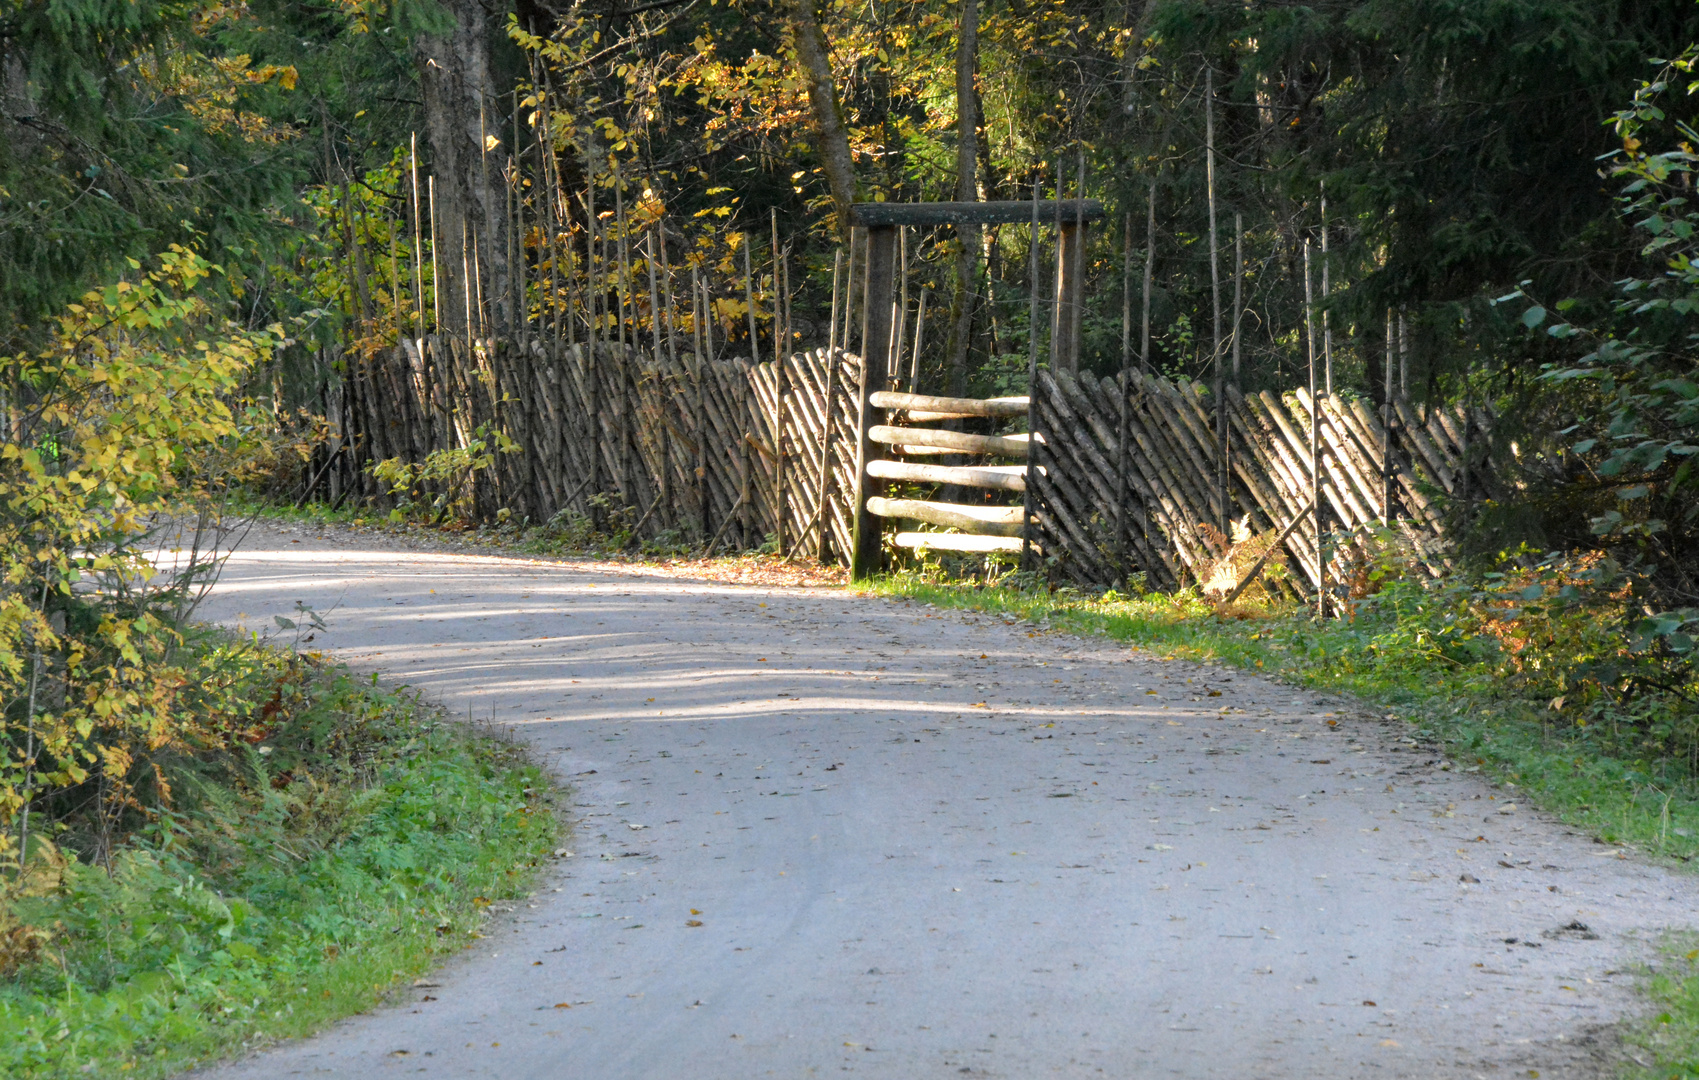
left=848, top=199, right=1105, bottom=228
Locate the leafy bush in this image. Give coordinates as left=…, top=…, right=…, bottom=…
left=369, top=421, right=518, bottom=525
left=0, top=656, right=557, bottom=1079
left=1, top=249, right=284, bottom=872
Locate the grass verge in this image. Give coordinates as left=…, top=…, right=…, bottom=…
left=1624, top=937, right=1699, bottom=1078
left=0, top=655, right=561, bottom=1080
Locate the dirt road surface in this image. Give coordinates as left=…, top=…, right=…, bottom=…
left=190, top=523, right=1698, bottom=1079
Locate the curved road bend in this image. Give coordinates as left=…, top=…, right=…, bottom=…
left=190, top=523, right=1696, bottom=1079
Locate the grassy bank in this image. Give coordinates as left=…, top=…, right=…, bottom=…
left=0, top=653, right=560, bottom=1080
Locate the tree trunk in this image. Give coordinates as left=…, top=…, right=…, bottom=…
left=414, top=0, right=512, bottom=337
left=945, top=0, right=979, bottom=396
left=785, top=0, right=858, bottom=240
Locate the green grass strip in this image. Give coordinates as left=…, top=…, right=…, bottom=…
left=0, top=670, right=561, bottom=1080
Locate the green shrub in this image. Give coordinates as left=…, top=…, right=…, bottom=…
left=0, top=657, right=557, bottom=1079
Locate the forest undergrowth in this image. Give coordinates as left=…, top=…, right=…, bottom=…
left=0, top=645, right=559, bottom=1080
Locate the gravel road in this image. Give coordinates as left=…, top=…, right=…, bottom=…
left=189, top=522, right=1699, bottom=1079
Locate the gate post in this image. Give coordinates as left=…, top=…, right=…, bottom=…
left=1051, top=221, right=1084, bottom=374
left=850, top=224, right=897, bottom=581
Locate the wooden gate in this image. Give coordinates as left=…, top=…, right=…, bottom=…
left=846, top=198, right=1104, bottom=580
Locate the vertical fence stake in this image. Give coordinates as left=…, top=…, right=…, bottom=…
left=693, top=265, right=709, bottom=538
left=1206, top=67, right=1226, bottom=535
left=1304, top=238, right=1324, bottom=619
left=893, top=226, right=909, bottom=389
left=814, top=249, right=842, bottom=565
left=850, top=223, right=897, bottom=581
left=771, top=209, right=787, bottom=556
left=909, top=288, right=928, bottom=390
left=1022, top=180, right=1041, bottom=573
left=1384, top=308, right=1395, bottom=521
left=1321, top=183, right=1333, bottom=396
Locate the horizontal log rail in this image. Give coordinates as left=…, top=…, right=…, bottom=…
left=865, top=496, right=1028, bottom=536
left=895, top=532, right=1027, bottom=554
left=869, top=391, right=1029, bottom=419
left=868, top=425, right=1031, bottom=458
left=865, top=459, right=1028, bottom=491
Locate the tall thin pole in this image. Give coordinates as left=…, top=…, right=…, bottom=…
left=816, top=252, right=841, bottom=563
left=839, top=229, right=858, bottom=357
left=1206, top=66, right=1225, bottom=534
left=409, top=134, right=426, bottom=343
left=513, top=89, right=525, bottom=348
left=1321, top=184, right=1333, bottom=395
left=701, top=270, right=715, bottom=363
left=693, top=264, right=708, bottom=537
left=827, top=248, right=843, bottom=359
left=1028, top=177, right=1041, bottom=381
left=1117, top=206, right=1135, bottom=585
left=613, top=161, right=635, bottom=500
left=646, top=226, right=671, bottom=533
left=427, top=173, right=443, bottom=453
left=1071, top=149, right=1085, bottom=370
left=771, top=208, right=787, bottom=556
left=1121, top=210, right=1133, bottom=374
left=427, top=175, right=442, bottom=332
left=1383, top=307, right=1395, bottom=520
left=743, top=236, right=760, bottom=365
left=1141, top=178, right=1156, bottom=373
left=658, top=216, right=679, bottom=365
left=1232, top=211, right=1243, bottom=390
left=583, top=134, right=602, bottom=518
left=1304, top=239, right=1323, bottom=619
left=910, top=289, right=928, bottom=390
left=1398, top=305, right=1409, bottom=396
left=770, top=208, right=785, bottom=365
left=893, top=226, right=910, bottom=387
left=1050, top=159, right=1063, bottom=365
left=646, top=228, right=663, bottom=362
left=614, top=160, right=629, bottom=353
left=462, top=219, right=475, bottom=357
left=1022, top=177, right=1041, bottom=572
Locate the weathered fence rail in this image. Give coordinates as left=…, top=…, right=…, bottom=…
left=1029, top=368, right=1487, bottom=592
left=304, top=189, right=1487, bottom=598
left=320, top=334, right=862, bottom=558
left=314, top=331, right=1484, bottom=595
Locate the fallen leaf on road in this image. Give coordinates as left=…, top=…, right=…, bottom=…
left=686, top=920, right=703, bottom=927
